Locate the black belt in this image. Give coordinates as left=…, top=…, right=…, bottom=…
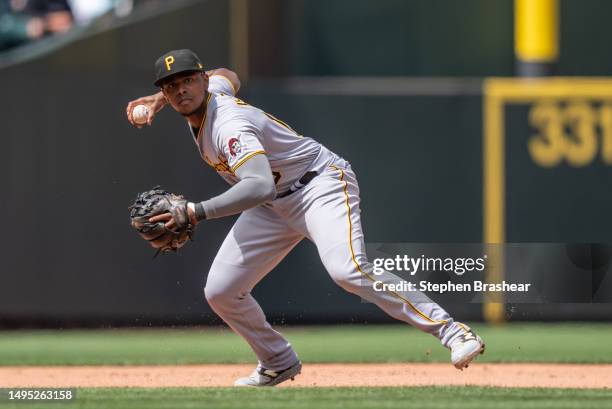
left=277, top=171, right=318, bottom=198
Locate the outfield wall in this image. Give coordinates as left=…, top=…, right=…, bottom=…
left=0, top=0, right=610, bottom=326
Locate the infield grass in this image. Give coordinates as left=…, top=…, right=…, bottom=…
left=0, top=323, right=611, bottom=366
left=1, top=387, right=612, bottom=409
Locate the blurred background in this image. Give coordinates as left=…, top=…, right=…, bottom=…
left=1, top=0, right=611, bottom=328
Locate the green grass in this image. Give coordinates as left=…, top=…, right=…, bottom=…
left=0, top=323, right=611, bottom=366
left=1, top=324, right=609, bottom=408
left=1, top=387, right=612, bottom=409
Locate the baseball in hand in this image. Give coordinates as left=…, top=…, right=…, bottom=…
left=132, top=104, right=149, bottom=125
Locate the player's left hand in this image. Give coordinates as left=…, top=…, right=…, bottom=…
left=129, top=187, right=197, bottom=255
left=149, top=204, right=198, bottom=229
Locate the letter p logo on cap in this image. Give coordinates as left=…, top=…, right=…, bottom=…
left=165, top=56, right=175, bottom=71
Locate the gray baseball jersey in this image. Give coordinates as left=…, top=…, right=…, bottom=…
left=195, top=75, right=470, bottom=372
left=190, top=75, right=337, bottom=194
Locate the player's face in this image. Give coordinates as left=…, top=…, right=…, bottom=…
left=161, top=72, right=209, bottom=116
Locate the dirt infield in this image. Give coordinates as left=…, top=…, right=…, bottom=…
left=0, top=364, right=610, bottom=389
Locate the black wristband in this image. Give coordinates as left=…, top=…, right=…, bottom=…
left=194, top=202, right=207, bottom=221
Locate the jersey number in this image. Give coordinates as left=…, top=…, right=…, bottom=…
left=232, top=97, right=301, bottom=137
left=272, top=171, right=281, bottom=185
left=263, top=112, right=299, bottom=135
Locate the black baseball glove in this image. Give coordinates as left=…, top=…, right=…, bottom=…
left=129, top=186, right=195, bottom=255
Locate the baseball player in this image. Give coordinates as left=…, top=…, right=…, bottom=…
left=126, top=49, right=485, bottom=387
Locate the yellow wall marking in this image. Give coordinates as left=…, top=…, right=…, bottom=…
left=515, top=0, right=559, bottom=62
left=482, top=77, right=612, bottom=323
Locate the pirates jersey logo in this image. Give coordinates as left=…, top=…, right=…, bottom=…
left=228, top=136, right=243, bottom=157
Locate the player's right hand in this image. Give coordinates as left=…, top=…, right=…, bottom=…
left=126, top=92, right=168, bottom=128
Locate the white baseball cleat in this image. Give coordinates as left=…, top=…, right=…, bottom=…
left=234, top=361, right=302, bottom=387
left=450, top=326, right=485, bottom=370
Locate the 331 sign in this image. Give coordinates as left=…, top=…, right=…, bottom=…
left=528, top=100, right=612, bottom=167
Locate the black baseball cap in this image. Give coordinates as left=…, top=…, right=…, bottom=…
left=154, top=49, right=206, bottom=86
